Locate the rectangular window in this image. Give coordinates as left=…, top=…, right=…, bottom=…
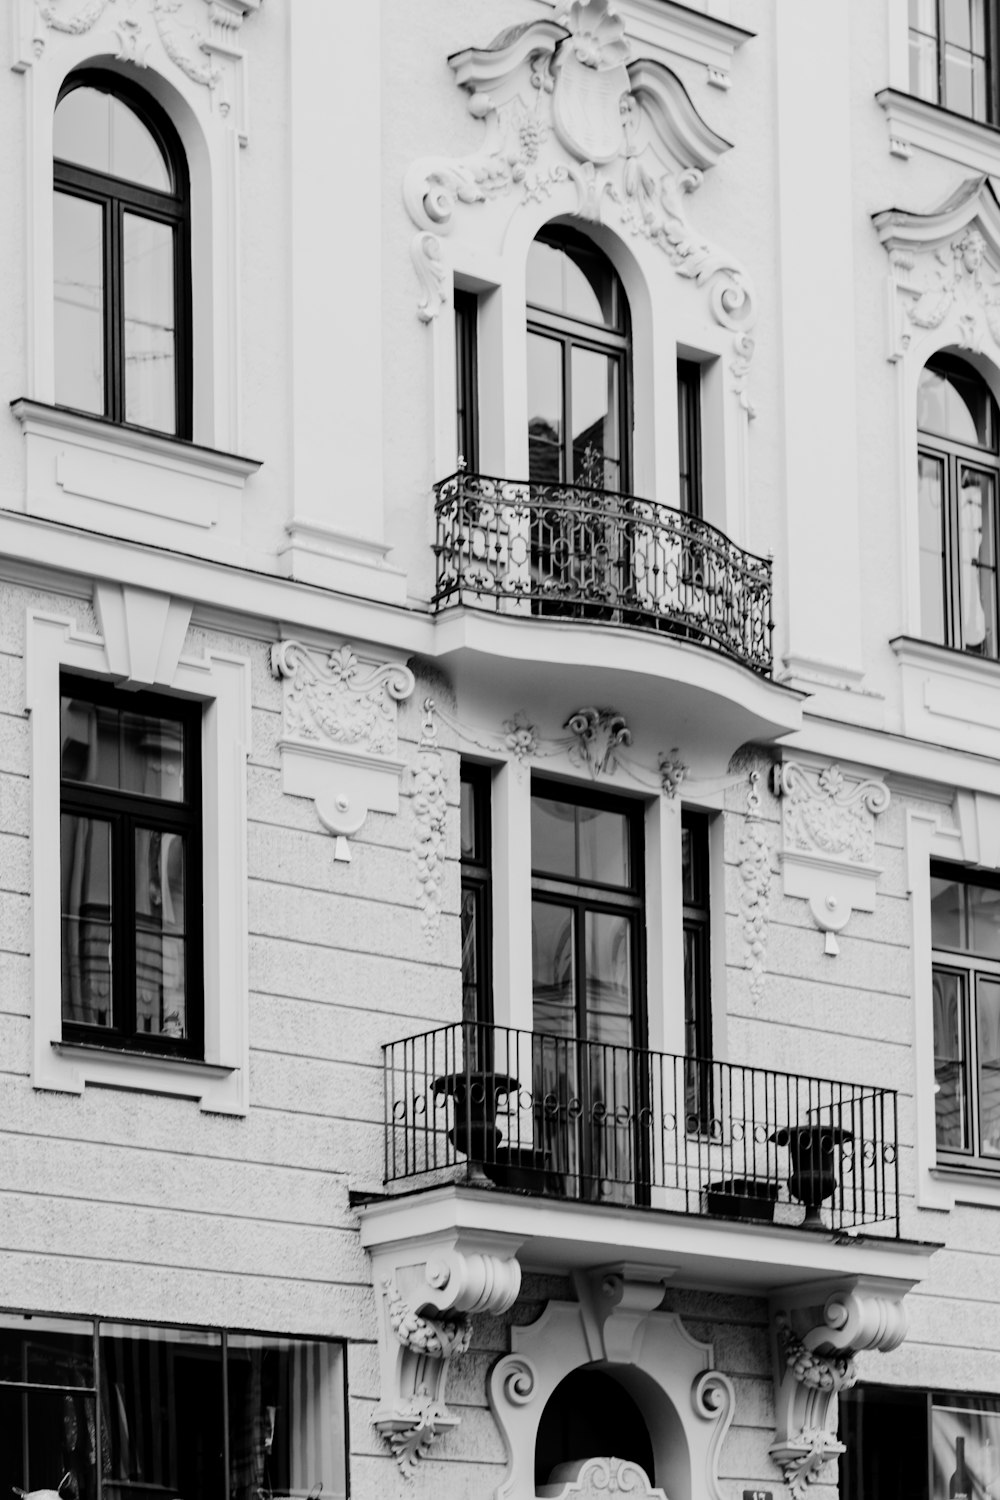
left=455, top=288, right=479, bottom=471
left=60, top=674, right=203, bottom=1056
left=841, top=1382, right=1000, bottom=1500
left=530, top=781, right=645, bottom=1202
left=0, top=1312, right=348, bottom=1499
left=908, top=0, right=996, bottom=123
left=931, top=865, right=1000, bottom=1164
left=460, top=762, right=492, bottom=1028
left=677, top=360, right=702, bottom=516
left=682, top=811, right=712, bottom=1120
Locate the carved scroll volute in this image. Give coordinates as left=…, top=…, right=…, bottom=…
left=370, top=1243, right=523, bottom=1476
left=769, top=1279, right=913, bottom=1499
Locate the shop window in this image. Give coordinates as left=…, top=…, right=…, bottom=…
left=917, top=353, right=1000, bottom=657
left=842, top=1382, right=1000, bottom=1499
left=53, top=71, right=192, bottom=437
left=0, top=1312, right=347, bottom=1499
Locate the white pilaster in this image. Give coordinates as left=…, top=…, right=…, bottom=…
left=281, top=0, right=406, bottom=603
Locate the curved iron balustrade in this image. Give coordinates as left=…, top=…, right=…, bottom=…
left=432, top=471, right=774, bottom=676
left=383, top=1021, right=900, bottom=1235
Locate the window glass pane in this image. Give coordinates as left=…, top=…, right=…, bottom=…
left=527, top=238, right=617, bottom=326
left=572, top=346, right=620, bottom=490
left=971, top=0, right=986, bottom=52
left=532, top=900, right=575, bottom=1036
left=932, top=1401, right=1000, bottom=1500
left=461, top=884, right=481, bottom=1026
left=460, top=778, right=477, bottom=860
left=61, top=697, right=120, bottom=788
left=910, top=0, right=938, bottom=28
left=933, top=968, right=969, bottom=1151
left=577, top=805, right=629, bottom=886
left=918, top=453, right=947, bottom=644
left=585, top=911, right=633, bottom=1033
left=61, top=813, right=113, bottom=1029
left=944, top=0, right=973, bottom=48
left=0, top=1313, right=94, bottom=1386
left=977, top=976, right=1000, bottom=1156
left=919, top=362, right=996, bottom=448
left=227, top=1335, right=347, bottom=1500
left=945, top=42, right=984, bottom=118
left=54, top=192, right=104, bottom=416
left=99, top=1324, right=222, bottom=1498
left=0, top=1385, right=97, bottom=1500
left=969, top=880, right=1000, bottom=958
left=528, top=332, right=564, bottom=484
left=123, top=213, right=176, bottom=433
left=932, top=875, right=967, bottom=949
left=677, top=363, right=700, bottom=515
left=958, top=468, right=997, bottom=655
left=135, top=828, right=188, bottom=1039
left=121, top=708, right=185, bottom=801
left=532, top=796, right=578, bottom=879
left=909, top=27, right=940, bottom=100
left=54, top=86, right=171, bottom=191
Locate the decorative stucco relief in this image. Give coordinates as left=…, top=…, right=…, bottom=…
left=270, top=639, right=415, bottom=860
left=770, top=1281, right=911, bottom=1499
left=369, top=1242, right=523, bottom=1476
left=737, top=770, right=772, bottom=1002
left=566, top=705, right=632, bottom=777
left=541, top=1455, right=668, bottom=1499
left=773, top=759, right=890, bottom=956
left=874, top=175, right=1000, bottom=361
left=413, top=700, right=449, bottom=940
left=404, top=0, right=755, bottom=400
left=18, top=0, right=261, bottom=137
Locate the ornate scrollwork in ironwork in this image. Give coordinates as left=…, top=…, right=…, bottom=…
left=431, top=471, right=774, bottom=675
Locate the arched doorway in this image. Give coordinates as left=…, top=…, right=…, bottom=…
left=534, top=1365, right=655, bottom=1492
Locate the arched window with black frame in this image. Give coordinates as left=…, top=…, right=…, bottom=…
left=526, top=226, right=631, bottom=493
left=917, top=352, right=1000, bottom=658
left=53, top=70, right=192, bottom=438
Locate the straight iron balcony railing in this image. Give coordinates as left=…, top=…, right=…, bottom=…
left=431, top=471, right=775, bottom=676
left=383, top=1022, right=899, bottom=1236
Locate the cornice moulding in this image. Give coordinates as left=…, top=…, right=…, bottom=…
left=538, top=0, right=754, bottom=82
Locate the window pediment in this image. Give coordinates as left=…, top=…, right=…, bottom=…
left=406, top=0, right=755, bottom=397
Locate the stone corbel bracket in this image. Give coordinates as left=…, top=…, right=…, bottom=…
left=269, top=639, right=415, bottom=860
left=770, top=1276, right=911, bottom=1499
left=368, top=1235, right=524, bottom=1476
left=772, top=760, right=890, bottom=955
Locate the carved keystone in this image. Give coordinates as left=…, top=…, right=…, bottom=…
left=368, top=1237, right=523, bottom=1476
left=769, top=1277, right=912, bottom=1499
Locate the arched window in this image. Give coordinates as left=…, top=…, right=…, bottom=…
left=53, top=71, right=191, bottom=438
left=918, top=353, right=1000, bottom=656
left=526, top=227, right=631, bottom=491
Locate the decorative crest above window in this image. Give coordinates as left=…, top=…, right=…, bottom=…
left=874, top=175, right=1000, bottom=361
left=404, top=0, right=755, bottom=394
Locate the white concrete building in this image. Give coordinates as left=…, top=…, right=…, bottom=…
left=3, top=0, right=1000, bottom=1496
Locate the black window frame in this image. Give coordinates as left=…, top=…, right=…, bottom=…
left=60, top=672, right=204, bottom=1059
left=526, top=225, right=633, bottom=493
left=908, top=0, right=999, bottom=124
left=460, top=761, right=493, bottom=1029
left=841, top=1381, right=1000, bottom=1500
left=930, top=859, right=1000, bottom=1168
left=676, top=359, right=703, bottom=517
left=682, top=810, right=713, bottom=1125
left=918, top=353, right=1000, bottom=658
left=455, top=288, right=480, bottom=472
left=53, top=68, right=193, bottom=439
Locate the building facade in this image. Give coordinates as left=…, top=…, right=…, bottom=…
left=3, top=0, right=1000, bottom=1496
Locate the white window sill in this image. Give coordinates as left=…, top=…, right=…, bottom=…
left=49, top=1040, right=239, bottom=1104
left=53, top=1039, right=235, bottom=1078
left=930, top=1162, right=1000, bottom=1208
left=9, top=399, right=261, bottom=555
left=891, top=634, right=1000, bottom=756
left=876, top=87, right=1000, bottom=173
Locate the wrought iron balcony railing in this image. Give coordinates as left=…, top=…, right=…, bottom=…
left=432, top=471, right=774, bottom=677
left=383, top=1023, right=899, bottom=1236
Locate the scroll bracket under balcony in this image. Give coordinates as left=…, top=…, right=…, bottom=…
left=366, top=1231, right=524, bottom=1476
left=769, top=1275, right=913, bottom=1499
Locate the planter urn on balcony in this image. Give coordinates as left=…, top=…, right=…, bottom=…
left=770, top=1124, right=853, bottom=1227
left=431, top=1070, right=519, bottom=1181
